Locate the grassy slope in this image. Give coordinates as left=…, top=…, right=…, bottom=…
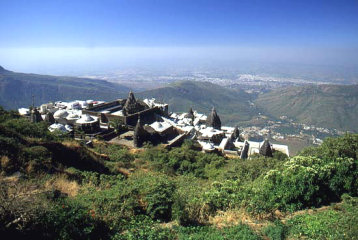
left=137, top=81, right=258, bottom=125
left=0, top=66, right=129, bottom=109
left=255, top=84, right=358, bottom=131
left=1, top=108, right=357, bottom=239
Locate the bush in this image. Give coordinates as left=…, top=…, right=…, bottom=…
left=224, top=155, right=287, bottom=183
left=171, top=176, right=210, bottom=225
left=202, top=180, right=245, bottom=213
left=2, top=119, right=54, bottom=140
left=247, top=155, right=358, bottom=214
left=262, top=220, right=288, bottom=240
left=176, top=224, right=261, bottom=240
left=130, top=173, right=175, bottom=221
left=43, top=199, right=109, bottom=240
left=75, top=171, right=176, bottom=235
left=286, top=195, right=358, bottom=239
left=0, top=107, right=20, bottom=123
left=95, top=144, right=134, bottom=163
left=300, top=133, right=358, bottom=160
left=0, top=135, right=21, bottom=160
left=75, top=180, right=140, bottom=231
left=21, top=146, right=53, bottom=173
left=112, top=216, right=175, bottom=240
left=0, top=180, right=52, bottom=239
left=141, top=143, right=226, bottom=178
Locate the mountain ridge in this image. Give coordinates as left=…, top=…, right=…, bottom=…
left=0, top=66, right=129, bottom=109
left=137, top=80, right=258, bottom=125
left=1, top=66, right=358, bottom=131
left=255, top=84, right=358, bottom=131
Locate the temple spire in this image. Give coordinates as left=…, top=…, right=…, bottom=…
left=240, top=140, right=250, bottom=159
left=206, top=107, right=221, bottom=129
left=123, top=90, right=145, bottom=115
left=44, top=111, right=55, bottom=124
left=259, top=139, right=273, bottom=157
left=30, top=108, right=43, bottom=123
left=187, top=107, right=194, bottom=124
left=232, top=126, right=240, bottom=140
left=133, top=116, right=146, bottom=147
left=188, top=107, right=194, bottom=118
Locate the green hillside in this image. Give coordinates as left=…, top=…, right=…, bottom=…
left=1, top=107, right=358, bottom=239
left=255, top=84, right=358, bottom=131
left=137, top=81, right=258, bottom=125
left=0, top=66, right=129, bottom=110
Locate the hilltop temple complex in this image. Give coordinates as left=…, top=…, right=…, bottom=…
left=18, top=91, right=289, bottom=158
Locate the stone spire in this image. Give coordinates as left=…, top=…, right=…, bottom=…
left=44, top=111, right=55, bottom=124
left=206, top=107, right=221, bottom=130
left=187, top=107, right=195, bottom=124
left=133, top=116, right=146, bottom=147
left=225, top=135, right=236, bottom=150
left=240, top=140, right=250, bottom=159
left=259, top=139, right=273, bottom=157
left=124, top=91, right=139, bottom=115
left=30, top=108, right=43, bottom=123
left=232, top=126, right=240, bottom=140
left=187, top=107, right=194, bottom=119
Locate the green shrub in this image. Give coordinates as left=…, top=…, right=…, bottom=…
left=171, top=176, right=210, bottom=225
left=0, top=107, right=20, bottom=123
left=262, top=220, right=288, bottom=240
left=79, top=171, right=124, bottom=188
left=0, top=135, right=21, bottom=160
left=141, top=143, right=226, bottom=178
left=76, top=181, right=140, bottom=231
left=112, top=215, right=175, bottom=240
left=130, top=173, right=175, bottom=221
left=202, top=180, right=245, bottom=213
left=224, top=155, right=287, bottom=183
left=176, top=224, right=261, bottom=240
left=21, top=146, right=53, bottom=173
left=247, top=155, right=358, bottom=214
left=0, top=180, right=52, bottom=239
left=76, top=171, right=176, bottom=235
left=95, top=144, right=134, bottom=163
left=300, top=133, right=358, bottom=160
left=286, top=195, right=358, bottom=239
left=2, top=118, right=54, bottom=140
left=43, top=199, right=109, bottom=240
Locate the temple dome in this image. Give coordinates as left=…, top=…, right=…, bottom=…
left=76, top=114, right=97, bottom=124
left=66, top=113, right=80, bottom=120
left=54, top=110, right=69, bottom=119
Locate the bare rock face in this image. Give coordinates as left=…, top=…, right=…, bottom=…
left=259, top=139, right=273, bottom=157
left=206, top=107, right=221, bottom=130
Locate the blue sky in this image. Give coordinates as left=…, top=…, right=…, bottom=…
left=0, top=0, right=358, bottom=72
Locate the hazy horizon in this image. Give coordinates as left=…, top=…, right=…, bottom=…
left=1, top=46, right=358, bottom=76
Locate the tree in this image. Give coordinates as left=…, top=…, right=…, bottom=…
left=109, top=118, right=125, bottom=134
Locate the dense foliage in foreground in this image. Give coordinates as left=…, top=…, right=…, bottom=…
left=1, top=107, right=357, bottom=239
